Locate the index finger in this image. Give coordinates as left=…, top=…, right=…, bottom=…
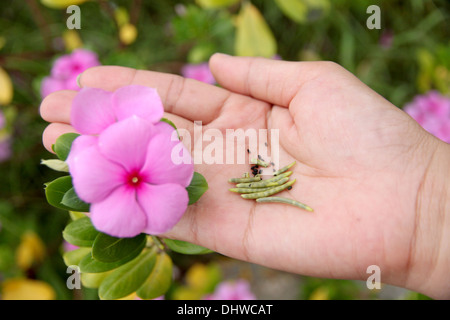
left=78, top=65, right=232, bottom=124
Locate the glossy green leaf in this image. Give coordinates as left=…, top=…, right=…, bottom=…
left=92, top=233, right=146, bottom=263
left=45, top=176, right=74, bottom=211
left=164, top=239, right=213, bottom=255
left=196, top=0, right=239, bottom=9
left=136, top=252, right=173, bottom=300
left=81, top=271, right=111, bottom=289
left=235, top=2, right=277, bottom=58
left=62, top=247, right=91, bottom=267
left=99, top=248, right=157, bottom=300
left=62, top=217, right=99, bottom=247
left=79, top=250, right=141, bottom=274
left=186, top=172, right=208, bottom=205
left=61, top=187, right=90, bottom=212
left=54, top=133, right=80, bottom=161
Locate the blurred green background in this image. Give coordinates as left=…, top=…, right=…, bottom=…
left=0, top=0, right=448, bottom=300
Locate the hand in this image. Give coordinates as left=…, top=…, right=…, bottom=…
left=40, top=54, right=450, bottom=299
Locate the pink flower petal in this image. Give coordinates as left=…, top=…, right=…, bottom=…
left=40, top=77, right=66, bottom=98
left=141, top=129, right=193, bottom=187
left=181, top=63, right=216, bottom=84
left=91, top=186, right=147, bottom=238
left=138, top=183, right=188, bottom=234
left=66, top=135, right=98, bottom=170
left=69, top=144, right=124, bottom=203
left=71, top=88, right=116, bottom=135
left=98, top=117, right=155, bottom=172
left=112, top=85, right=164, bottom=124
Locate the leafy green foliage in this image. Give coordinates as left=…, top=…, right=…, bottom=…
left=164, top=239, right=213, bottom=255
left=62, top=217, right=99, bottom=247
left=45, top=176, right=75, bottom=211
left=53, top=133, right=80, bottom=161
left=137, top=252, right=173, bottom=299
left=99, top=248, right=157, bottom=300
left=92, top=233, right=147, bottom=263
left=61, top=188, right=90, bottom=212
left=235, top=2, right=277, bottom=57
left=62, top=247, right=91, bottom=266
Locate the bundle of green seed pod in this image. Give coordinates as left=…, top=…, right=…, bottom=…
left=228, top=161, right=313, bottom=212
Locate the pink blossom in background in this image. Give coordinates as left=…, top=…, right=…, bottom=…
left=204, top=280, right=256, bottom=300
left=63, top=241, right=78, bottom=252
left=181, top=62, right=216, bottom=84
left=404, top=91, right=450, bottom=143
left=67, top=86, right=194, bottom=237
left=41, top=49, right=100, bottom=98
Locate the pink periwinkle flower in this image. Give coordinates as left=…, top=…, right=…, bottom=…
left=203, top=280, right=256, bottom=300
left=70, top=85, right=165, bottom=135
left=41, top=49, right=100, bottom=98
left=404, top=91, right=450, bottom=143
left=181, top=62, right=216, bottom=85
left=67, top=86, right=194, bottom=238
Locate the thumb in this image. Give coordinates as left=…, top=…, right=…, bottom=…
left=208, top=53, right=330, bottom=107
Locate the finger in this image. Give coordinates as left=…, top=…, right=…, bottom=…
left=209, top=53, right=337, bottom=107
left=42, top=123, right=77, bottom=152
left=40, top=90, right=77, bottom=124
left=78, top=66, right=232, bottom=124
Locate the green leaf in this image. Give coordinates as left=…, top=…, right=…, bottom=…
left=63, top=217, right=99, bottom=247
left=92, top=233, right=147, bottom=263
left=45, top=176, right=74, bottom=211
left=54, top=133, right=80, bottom=161
left=61, top=188, right=90, bottom=212
left=99, top=248, right=157, bottom=300
left=274, top=0, right=308, bottom=23
left=186, top=172, right=208, bottom=205
left=81, top=271, right=112, bottom=289
left=235, top=2, right=277, bottom=58
left=40, top=159, right=69, bottom=172
left=196, top=0, right=239, bottom=9
left=136, top=252, right=173, bottom=300
left=62, top=247, right=91, bottom=267
left=164, top=239, right=213, bottom=255
left=79, top=249, right=141, bottom=274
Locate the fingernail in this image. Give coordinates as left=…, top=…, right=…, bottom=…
left=76, top=73, right=83, bottom=88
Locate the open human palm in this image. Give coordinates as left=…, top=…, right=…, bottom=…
left=41, top=54, right=449, bottom=298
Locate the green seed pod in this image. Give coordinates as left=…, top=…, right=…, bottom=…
left=236, top=171, right=292, bottom=188
left=274, top=161, right=296, bottom=176
left=250, top=158, right=270, bottom=167
left=229, top=185, right=284, bottom=193
left=241, top=179, right=296, bottom=199
left=228, top=176, right=262, bottom=183
left=256, top=196, right=313, bottom=212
